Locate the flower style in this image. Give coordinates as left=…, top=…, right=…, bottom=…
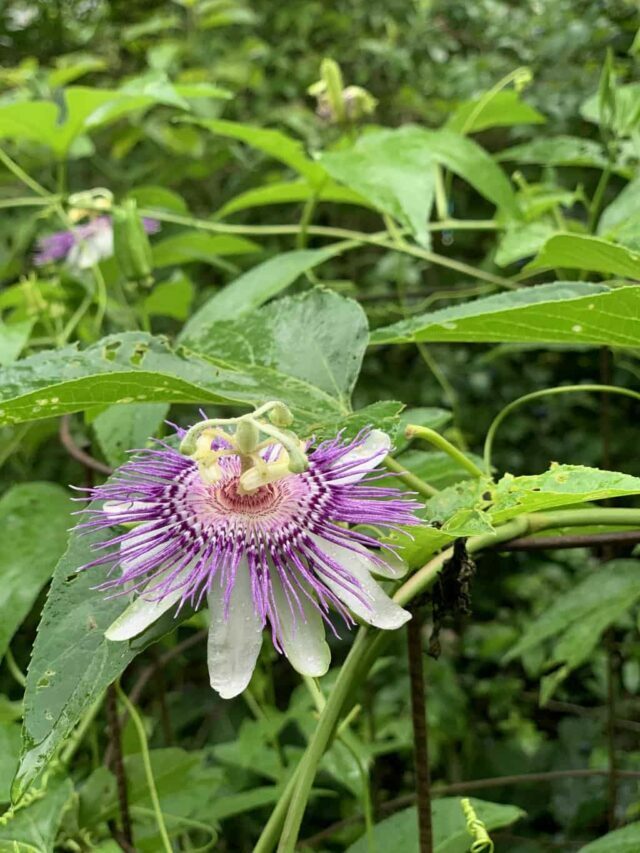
left=34, top=215, right=160, bottom=270
left=78, top=422, right=421, bottom=699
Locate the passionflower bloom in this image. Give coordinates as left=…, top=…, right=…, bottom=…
left=78, top=419, right=420, bottom=698
left=34, top=215, right=160, bottom=270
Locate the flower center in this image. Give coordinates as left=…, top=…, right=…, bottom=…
left=214, top=477, right=281, bottom=515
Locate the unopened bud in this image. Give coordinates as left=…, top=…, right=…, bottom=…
left=268, top=402, right=294, bottom=428
left=235, top=418, right=260, bottom=454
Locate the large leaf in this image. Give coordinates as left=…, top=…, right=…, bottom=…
left=598, top=176, right=640, bottom=249
left=0, top=483, right=72, bottom=659
left=524, top=233, right=640, bottom=278
left=16, top=520, right=136, bottom=798
left=491, top=464, right=640, bottom=524
left=347, top=797, right=524, bottom=853
left=321, top=129, right=437, bottom=245
left=0, top=325, right=361, bottom=436
left=579, top=822, right=640, bottom=852
left=186, top=289, right=369, bottom=412
left=370, top=282, right=640, bottom=347
left=180, top=245, right=349, bottom=344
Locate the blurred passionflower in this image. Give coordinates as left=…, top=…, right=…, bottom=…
left=34, top=215, right=160, bottom=271
left=78, top=418, right=420, bottom=699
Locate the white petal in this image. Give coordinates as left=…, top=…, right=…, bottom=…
left=311, top=535, right=410, bottom=630
left=330, top=429, right=391, bottom=484
left=105, top=577, right=182, bottom=641
left=207, top=559, right=263, bottom=699
left=270, top=571, right=330, bottom=677
left=367, top=549, right=408, bottom=580
left=104, top=500, right=152, bottom=518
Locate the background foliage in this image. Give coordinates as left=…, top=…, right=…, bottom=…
left=1, top=1, right=640, bottom=851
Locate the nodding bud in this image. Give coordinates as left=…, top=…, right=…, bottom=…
left=287, top=445, right=309, bottom=474
left=235, top=419, right=260, bottom=454
left=268, top=402, right=294, bottom=428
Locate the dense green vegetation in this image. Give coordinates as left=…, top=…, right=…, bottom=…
left=1, top=1, right=640, bottom=851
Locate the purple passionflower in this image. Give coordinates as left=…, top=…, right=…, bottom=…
left=78, top=427, right=420, bottom=698
left=34, top=215, right=160, bottom=270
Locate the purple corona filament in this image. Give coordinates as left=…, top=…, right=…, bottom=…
left=34, top=215, right=160, bottom=268
left=77, top=426, right=421, bottom=698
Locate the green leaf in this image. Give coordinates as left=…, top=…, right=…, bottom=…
left=0, top=320, right=33, bottom=366
left=180, top=246, right=351, bottom=344
left=0, top=332, right=340, bottom=431
left=504, top=560, right=640, bottom=700
left=80, top=748, right=222, bottom=842
left=92, top=402, right=170, bottom=467
left=151, top=231, right=259, bottom=268
left=494, top=221, right=556, bottom=267
left=446, top=90, right=546, bottom=133
left=214, top=179, right=369, bottom=219
left=346, top=797, right=525, bottom=853
left=143, top=274, right=194, bottom=320
left=497, top=136, right=609, bottom=169
left=578, top=822, right=640, bottom=852
left=321, top=129, right=437, bottom=245
left=127, top=186, right=188, bottom=214
left=491, top=464, right=640, bottom=524
left=0, top=776, right=75, bottom=851
left=371, top=282, right=640, bottom=347
left=598, top=176, right=640, bottom=249
left=324, top=400, right=405, bottom=442
left=581, top=83, right=640, bottom=135
left=16, top=518, right=136, bottom=798
left=0, top=723, right=21, bottom=803
left=184, top=118, right=326, bottom=184
left=524, top=233, right=640, bottom=277
left=0, top=483, right=72, bottom=659
left=187, top=289, right=368, bottom=411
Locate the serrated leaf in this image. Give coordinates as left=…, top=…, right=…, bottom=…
left=371, top=282, right=640, bottom=348
left=15, top=519, right=136, bottom=798
left=524, top=233, right=640, bottom=277
left=180, top=246, right=349, bottom=344
left=184, top=289, right=368, bottom=412
left=0, top=483, right=72, bottom=659
left=491, top=464, right=640, bottom=524
left=347, top=797, right=525, bottom=853
left=0, top=328, right=354, bottom=436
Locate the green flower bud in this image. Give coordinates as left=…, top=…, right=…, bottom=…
left=113, top=199, right=154, bottom=286
left=268, top=402, right=294, bottom=428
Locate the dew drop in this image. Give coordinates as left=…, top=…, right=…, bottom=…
left=572, top=324, right=583, bottom=333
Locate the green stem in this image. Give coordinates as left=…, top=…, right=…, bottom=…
left=483, top=384, right=640, bottom=474
left=0, top=196, right=61, bottom=209
left=588, top=163, right=612, bottom=233
left=406, top=424, right=484, bottom=479
left=383, top=455, right=438, bottom=498
left=261, top=506, right=640, bottom=851
left=117, top=683, right=172, bottom=853
left=0, top=147, right=53, bottom=197
left=4, top=647, right=26, bottom=688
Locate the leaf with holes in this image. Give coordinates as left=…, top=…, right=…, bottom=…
left=371, top=283, right=640, bottom=348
